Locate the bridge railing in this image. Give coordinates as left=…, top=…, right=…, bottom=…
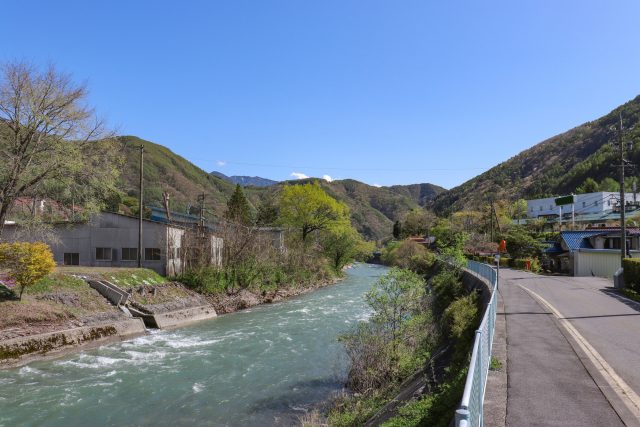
left=454, top=259, right=499, bottom=427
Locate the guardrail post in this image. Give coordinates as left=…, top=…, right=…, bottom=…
left=455, top=408, right=470, bottom=427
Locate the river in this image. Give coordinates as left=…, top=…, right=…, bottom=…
left=0, top=264, right=388, bottom=427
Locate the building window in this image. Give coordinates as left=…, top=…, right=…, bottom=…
left=595, top=201, right=598, bottom=206
left=583, top=202, right=586, bottom=207
left=608, top=200, right=611, bottom=206
left=539, top=206, right=543, bottom=211
left=145, top=248, right=161, bottom=261
left=96, top=247, right=112, bottom=261
left=530, top=207, right=533, bottom=212
left=63, top=253, right=79, bottom=266
left=122, top=248, right=138, bottom=261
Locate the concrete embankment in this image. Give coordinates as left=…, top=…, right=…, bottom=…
left=0, top=318, right=146, bottom=369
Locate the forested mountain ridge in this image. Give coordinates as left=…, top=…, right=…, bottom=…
left=386, top=183, right=446, bottom=206
left=210, top=171, right=278, bottom=187
left=115, top=136, right=443, bottom=240
left=431, top=95, right=640, bottom=214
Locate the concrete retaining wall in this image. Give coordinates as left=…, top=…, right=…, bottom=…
left=0, top=318, right=146, bottom=369
left=151, top=305, right=217, bottom=329
left=88, top=280, right=129, bottom=306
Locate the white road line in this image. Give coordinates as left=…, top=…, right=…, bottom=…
left=518, top=284, right=640, bottom=422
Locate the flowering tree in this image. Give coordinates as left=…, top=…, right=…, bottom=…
left=0, top=242, right=55, bottom=299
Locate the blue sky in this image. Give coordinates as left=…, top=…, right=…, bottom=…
left=3, top=1, right=640, bottom=189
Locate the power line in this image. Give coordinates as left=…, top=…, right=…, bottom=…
left=210, top=160, right=493, bottom=173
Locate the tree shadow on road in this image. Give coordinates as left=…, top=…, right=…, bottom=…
left=599, top=288, right=640, bottom=313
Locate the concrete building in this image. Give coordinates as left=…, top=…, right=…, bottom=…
left=2, top=212, right=223, bottom=276
left=526, top=192, right=637, bottom=219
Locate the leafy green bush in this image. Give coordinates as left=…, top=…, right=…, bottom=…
left=623, top=258, right=640, bottom=291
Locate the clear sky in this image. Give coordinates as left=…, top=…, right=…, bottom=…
left=3, top=1, right=640, bottom=189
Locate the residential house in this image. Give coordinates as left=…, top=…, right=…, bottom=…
left=546, top=228, right=640, bottom=278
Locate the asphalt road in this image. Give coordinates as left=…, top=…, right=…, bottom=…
left=500, top=268, right=637, bottom=426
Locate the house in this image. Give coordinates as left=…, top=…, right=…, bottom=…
left=546, top=228, right=640, bottom=277
left=1, top=212, right=223, bottom=276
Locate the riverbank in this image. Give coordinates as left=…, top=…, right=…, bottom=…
left=0, top=265, right=388, bottom=427
left=205, top=275, right=341, bottom=314
left=0, top=267, right=345, bottom=368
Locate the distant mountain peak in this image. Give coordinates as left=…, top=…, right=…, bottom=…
left=210, top=171, right=278, bottom=187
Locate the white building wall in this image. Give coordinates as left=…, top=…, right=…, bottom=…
left=574, top=249, right=640, bottom=278
left=527, top=192, right=636, bottom=218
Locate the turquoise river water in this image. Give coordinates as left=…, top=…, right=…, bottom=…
left=0, top=264, right=388, bottom=427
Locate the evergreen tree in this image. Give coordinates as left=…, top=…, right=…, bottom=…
left=577, top=177, right=599, bottom=194
left=225, top=184, right=252, bottom=225
left=256, top=199, right=279, bottom=226
left=392, top=220, right=402, bottom=239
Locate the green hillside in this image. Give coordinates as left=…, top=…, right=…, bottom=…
left=117, top=136, right=236, bottom=215
left=386, top=183, right=446, bottom=206
left=431, top=95, right=640, bottom=214
left=115, top=136, right=443, bottom=240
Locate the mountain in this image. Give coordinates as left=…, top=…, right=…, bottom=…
left=385, top=183, right=447, bottom=206
left=431, top=95, right=640, bottom=214
left=210, top=171, right=278, bottom=187
left=116, top=136, right=443, bottom=240
left=117, top=136, right=237, bottom=215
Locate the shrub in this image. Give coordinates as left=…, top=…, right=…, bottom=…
left=0, top=242, right=56, bottom=299
left=623, top=258, right=640, bottom=291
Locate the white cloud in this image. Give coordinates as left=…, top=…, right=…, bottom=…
left=323, top=174, right=333, bottom=182
left=372, top=183, right=382, bottom=188
left=216, top=160, right=226, bottom=167
left=290, top=172, right=309, bottom=180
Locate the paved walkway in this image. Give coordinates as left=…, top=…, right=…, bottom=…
left=499, top=269, right=640, bottom=426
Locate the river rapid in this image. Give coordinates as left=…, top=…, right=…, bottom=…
left=0, top=264, right=388, bottom=427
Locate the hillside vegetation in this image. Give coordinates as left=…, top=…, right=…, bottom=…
left=115, top=136, right=444, bottom=240
left=432, top=95, right=640, bottom=214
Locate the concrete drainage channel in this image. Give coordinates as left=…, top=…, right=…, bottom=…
left=84, top=278, right=218, bottom=330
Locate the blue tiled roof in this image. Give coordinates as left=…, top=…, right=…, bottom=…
left=560, top=231, right=603, bottom=251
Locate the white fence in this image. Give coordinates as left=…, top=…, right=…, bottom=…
left=454, top=260, right=498, bottom=427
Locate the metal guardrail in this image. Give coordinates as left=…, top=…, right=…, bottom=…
left=454, top=259, right=499, bottom=427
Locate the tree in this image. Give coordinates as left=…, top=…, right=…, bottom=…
left=500, top=225, right=545, bottom=259
left=392, top=220, right=402, bottom=239
left=402, top=208, right=436, bottom=237
left=255, top=198, right=279, bottom=226
left=0, top=242, right=55, bottom=299
left=321, top=224, right=375, bottom=272
left=365, top=268, right=426, bottom=353
left=279, top=182, right=349, bottom=242
left=599, top=177, right=620, bottom=192
left=225, top=184, right=252, bottom=225
left=0, top=61, right=119, bottom=236
left=577, top=177, right=599, bottom=194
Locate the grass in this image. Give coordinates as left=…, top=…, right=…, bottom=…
left=57, top=266, right=167, bottom=289
left=489, top=356, right=503, bottom=371
left=621, top=288, right=640, bottom=303
left=0, top=273, right=120, bottom=331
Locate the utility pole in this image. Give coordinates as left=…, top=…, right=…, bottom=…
left=489, top=201, right=494, bottom=242
left=618, top=113, right=627, bottom=264
left=198, top=193, right=206, bottom=236
left=138, top=145, right=144, bottom=268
